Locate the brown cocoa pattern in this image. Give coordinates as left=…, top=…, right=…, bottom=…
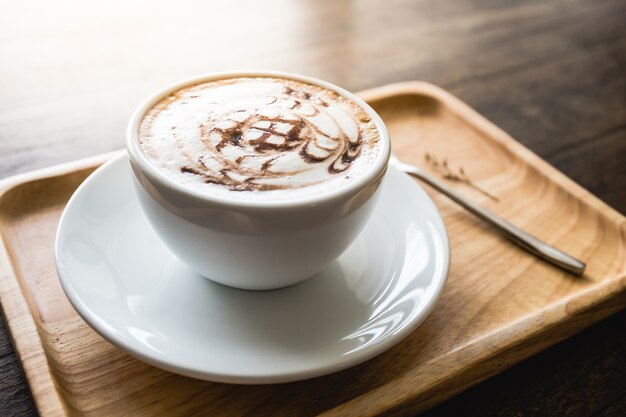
left=179, top=86, right=365, bottom=192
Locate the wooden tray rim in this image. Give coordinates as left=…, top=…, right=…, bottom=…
left=0, top=151, right=122, bottom=416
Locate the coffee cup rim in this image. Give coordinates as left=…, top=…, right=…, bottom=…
left=126, top=70, right=391, bottom=209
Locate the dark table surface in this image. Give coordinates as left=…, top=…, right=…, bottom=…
left=1, top=0, right=625, bottom=415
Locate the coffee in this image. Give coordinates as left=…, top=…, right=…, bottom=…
left=137, top=76, right=382, bottom=201
left=128, top=72, right=390, bottom=289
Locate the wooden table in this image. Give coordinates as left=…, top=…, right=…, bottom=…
left=1, top=0, right=624, bottom=415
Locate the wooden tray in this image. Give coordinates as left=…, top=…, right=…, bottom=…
left=1, top=82, right=624, bottom=417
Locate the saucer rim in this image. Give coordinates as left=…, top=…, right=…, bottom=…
left=55, top=153, right=450, bottom=384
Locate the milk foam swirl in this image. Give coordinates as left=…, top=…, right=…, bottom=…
left=138, top=77, right=380, bottom=197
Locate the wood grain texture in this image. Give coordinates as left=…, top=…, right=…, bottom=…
left=1, top=0, right=625, bottom=415
left=0, top=84, right=624, bottom=416
left=420, top=309, right=626, bottom=417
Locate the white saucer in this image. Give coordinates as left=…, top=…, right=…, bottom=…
left=56, top=155, right=450, bottom=384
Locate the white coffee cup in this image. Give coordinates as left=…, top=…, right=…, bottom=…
left=126, top=71, right=391, bottom=290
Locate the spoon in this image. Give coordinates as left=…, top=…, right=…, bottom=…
left=390, top=155, right=586, bottom=275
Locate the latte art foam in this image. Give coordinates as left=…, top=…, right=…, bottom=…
left=138, top=77, right=381, bottom=200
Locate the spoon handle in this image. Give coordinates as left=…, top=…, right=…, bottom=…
left=394, top=160, right=586, bottom=275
